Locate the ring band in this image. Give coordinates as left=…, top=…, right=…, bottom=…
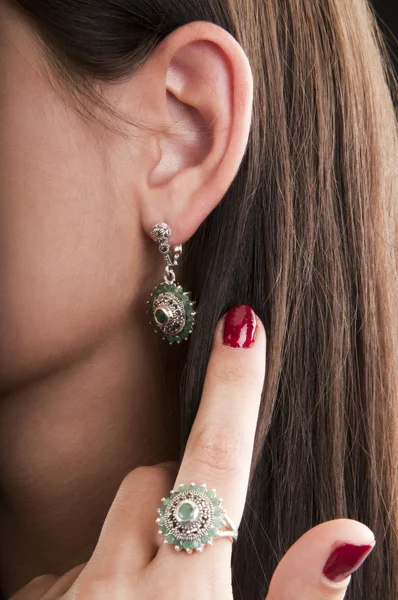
left=156, top=482, right=238, bottom=554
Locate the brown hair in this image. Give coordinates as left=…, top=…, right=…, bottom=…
left=8, top=0, right=398, bottom=597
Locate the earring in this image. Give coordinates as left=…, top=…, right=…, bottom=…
left=147, top=222, right=196, bottom=344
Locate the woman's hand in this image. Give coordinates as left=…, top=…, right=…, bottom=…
left=10, top=306, right=375, bottom=600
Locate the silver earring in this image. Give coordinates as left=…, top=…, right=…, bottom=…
left=147, top=222, right=196, bottom=344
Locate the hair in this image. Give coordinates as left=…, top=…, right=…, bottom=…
left=6, top=0, right=398, bottom=597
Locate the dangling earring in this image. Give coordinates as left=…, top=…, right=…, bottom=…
left=147, top=222, right=196, bottom=344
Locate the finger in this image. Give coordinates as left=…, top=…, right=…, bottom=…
left=158, top=305, right=266, bottom=558
left=86, top=460, right=179, bottom=574
left=266, top=519, right=375, bottom=600
left=9, top=575, right=59, bottom=600
left=41, top=564, right=86, bottom=600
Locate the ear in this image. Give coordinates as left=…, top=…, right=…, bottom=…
left=126, top=21, right=253, bottom=245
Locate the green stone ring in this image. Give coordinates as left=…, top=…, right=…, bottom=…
left=156, top=483, right=238, bottom=553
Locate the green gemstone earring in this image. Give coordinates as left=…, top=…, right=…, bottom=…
left=147, top=223, right=196, bottom=344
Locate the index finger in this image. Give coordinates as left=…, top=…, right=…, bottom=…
left=158, top=304, right=266, bottom=554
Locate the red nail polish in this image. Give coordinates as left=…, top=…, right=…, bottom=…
left=223, top=305, right=257, bottom=348
left=322, top=542, right=375, bottom=583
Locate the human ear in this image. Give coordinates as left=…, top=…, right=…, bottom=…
left=127, top=21, right=253, bottom=245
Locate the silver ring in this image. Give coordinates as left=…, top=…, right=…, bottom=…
left=156, top=482, right=238, bottom=554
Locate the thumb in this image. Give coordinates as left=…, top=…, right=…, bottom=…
left=266, top=519, right=375, bottom=600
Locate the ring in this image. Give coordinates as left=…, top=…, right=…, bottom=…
left=156, top=482, right=238, bottom=554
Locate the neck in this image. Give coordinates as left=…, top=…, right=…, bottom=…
left=0, top=316, right=181, bottom=596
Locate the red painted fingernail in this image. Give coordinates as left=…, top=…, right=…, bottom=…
left=223, top=305, right=257, bottom=348
left=322, top=542, right=375, bottom=583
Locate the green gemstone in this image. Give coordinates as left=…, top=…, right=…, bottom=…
left=208, top=527, right=217, bottom=536
left=166, top=534, right=176, bottom=543
left=192, top=540, right=200, bottom=549
left=155, top=308, right=168, bottom=324
left=213, top=517, right=222, bottom=527
left=214, top=507, right=223, bottom=517
left=160, top=525, right=168, bottom=534
left=177, top=502, right=196, bottom=521
left=201, top=534, right=211, bottom=543
left=183, top=540, right=194, bottom=549
left=208, top=490, right=216, bottom=498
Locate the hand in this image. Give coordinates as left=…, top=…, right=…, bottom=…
left=10, top=306, right=375, bottom=600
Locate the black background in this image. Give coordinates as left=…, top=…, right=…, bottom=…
left=371, top=0, right=398, bottom=74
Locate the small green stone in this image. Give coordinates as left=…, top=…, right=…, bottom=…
left=161, top=525, right=168, bottom=534
left=213, top=517, right=222, bottom=527
left=208, top=490, right=216, bottom=498
left=155, top=308, right=168, bottom=324
left=166, top=534, right=175, bottom=544
left=208, top=527, right=217, bottom=537
left=177, top=502, right=195, bottom=521
left=212, top=498, right=221, bottom=506
left=214, top=507, right=223, bottom=517
left=178, top=485, right=187, bottom=492
left=201, top=534, right=211, bottom=543
left=183, top=540, right=194, bottom=549
left=192, top=540, right=200, bottom=549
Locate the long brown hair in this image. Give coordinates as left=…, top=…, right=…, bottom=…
left=7, top=0, right=398, bottom=597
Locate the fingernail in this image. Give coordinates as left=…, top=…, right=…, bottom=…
left=223, top=304, right=257, bottom=348
left=322, top=542, right=375, bottom=583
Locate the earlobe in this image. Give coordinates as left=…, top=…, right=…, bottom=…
left=139, top=21, right=253, bottom=245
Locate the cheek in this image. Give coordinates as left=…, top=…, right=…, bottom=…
left=0, top=72, right=133, bottom=392
left=0, top=136, right=113, bottom=390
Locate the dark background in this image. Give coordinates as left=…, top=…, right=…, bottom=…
left=371, top=0, right=398, bottom=75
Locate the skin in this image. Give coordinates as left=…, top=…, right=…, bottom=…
left=0, top=1, right=375, bottom=598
